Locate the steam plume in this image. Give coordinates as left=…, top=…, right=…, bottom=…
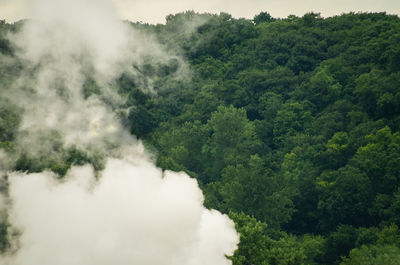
left=0, top=0, right=239, bottom=264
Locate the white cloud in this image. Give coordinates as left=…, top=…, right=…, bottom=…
left=1, top=160, right=238, bottom=265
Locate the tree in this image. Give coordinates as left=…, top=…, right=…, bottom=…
left=253, top=12, right=274, bottom=25
left=341, top=244, right=400, bottom=265
left=155, top=120, right=209, bottom=177
left=0, top=104, right=21, bottom=151
left=229, top=212, right=308, bottom=265
left=323, top=225, right=358, bottom=265
left=317, top=166, right=373, bottom=231
left=308, top=66, right=342, bottom=109
left=221, top=155, right=295, bottom=229
left=273, top=101, right=312, bottom=148
left=229, top=212, right=273, bottom=265
left=202, top=105, right=261, bottom=181
left=351, top=126, right=400, bottom=195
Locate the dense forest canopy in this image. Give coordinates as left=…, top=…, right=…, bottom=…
left=1, top=10, right=400, bottom=264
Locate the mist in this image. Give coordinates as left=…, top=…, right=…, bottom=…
left=0, top=0, right=239, bottom=264
left=2, top=160, right=238, bottom=265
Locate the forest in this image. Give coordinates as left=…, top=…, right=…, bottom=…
left=1, top=10, right=400, bottom=264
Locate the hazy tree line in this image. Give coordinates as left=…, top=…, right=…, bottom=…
left=1, top=11, right=400, bottom=264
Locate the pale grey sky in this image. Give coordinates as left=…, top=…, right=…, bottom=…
left=1, top=0, right=399, bottom=24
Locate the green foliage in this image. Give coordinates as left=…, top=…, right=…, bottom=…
left=253, top=12, right=274, bottom=25
left=317, top=166, right=373, bottom=230
left=324, top=132, right=351, bottom=168
left=341, top=244, right=400, bottom=265
left=141, top=12, right=400, bottom=264
left=340, top=224, right=400, bottom=265
left=0, top=103, right=21, bottom=151
left=229, top=212, right=273, bottom=265
left=155, top=120, right=208, bottom=175
left=0, top=222, right=9, bottom=253
left=377, top=224, right=400, bottom=247
left=220, top=155, right=295, bottom=229
left=229, top=212, right=312, bottom=265
left=0, top=20, right=14, bottom=55
left=2, top=11, right=400, bottom=265
left=200, top=105, right=261, bottom=181
left=15, top=141, right=105, bottom=177
left=323, top=225, right=358, bottom=264
left=273, top=101, right=312, bottom=148
left=373, top=188, right=400, bottom=226
left=351, top=127, right=400, bottom=194
left=308, top=67, right=342, bottom=107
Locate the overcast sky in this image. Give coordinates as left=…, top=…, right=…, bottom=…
left=1, top=0, right=399, bottom=24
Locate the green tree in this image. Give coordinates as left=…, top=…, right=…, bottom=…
left=0, top=104, right=21, bottom=151
left=221, top=155, right=295, bottom=229
left=317, top=166, right=373, bottom=231
left=202, top=105, right=261, bottom=181
left=308, top=66, right=342, bottom=109
left=230, top=212, right=308, bottom=265
left=253, top=12, right=274, bottom=25
left=273, top=101, right=312, bottom=148
left=351, top=126, right=400, bottom=195
left=341, top=245, right=400, bottom=265
left=323, top=225, right=358, bottom=265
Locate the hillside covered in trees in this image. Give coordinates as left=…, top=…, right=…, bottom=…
left=1, top=11, right=400, bottom=264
